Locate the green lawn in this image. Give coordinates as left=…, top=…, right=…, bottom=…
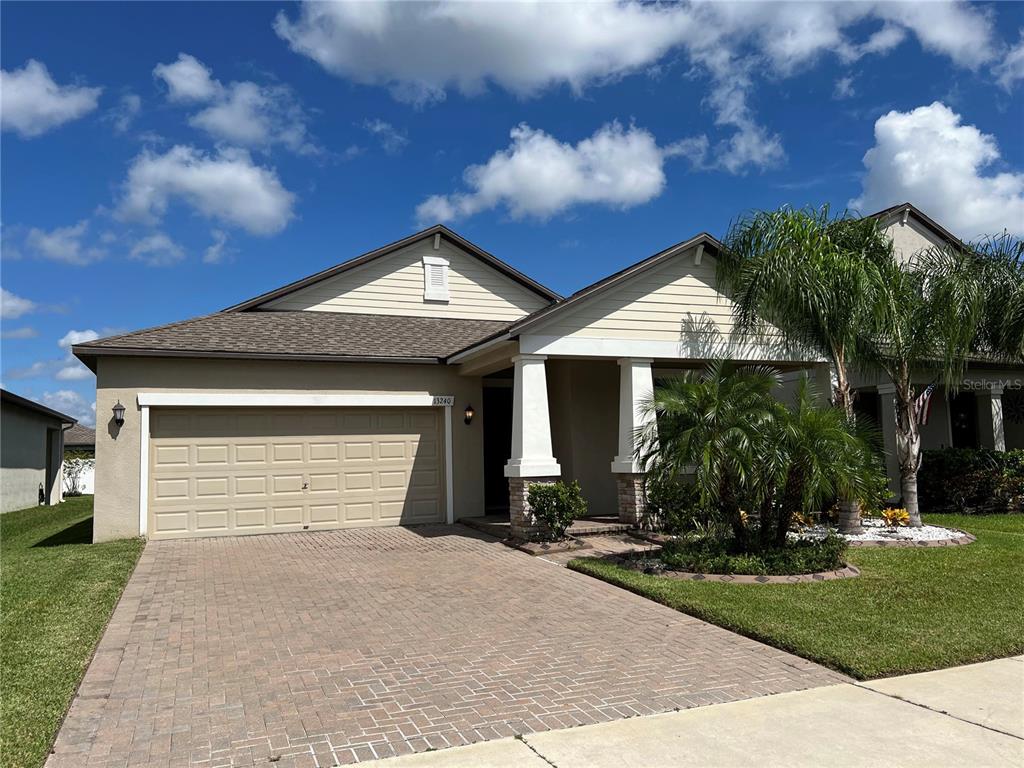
left=570, top=514, right=1024, bottom=680
left=1, top=497, right=143, bottom=768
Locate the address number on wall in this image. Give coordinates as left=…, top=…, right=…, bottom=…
left=432, top=395, right=455, bottom=407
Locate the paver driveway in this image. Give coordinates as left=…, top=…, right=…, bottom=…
left=48, top=526, right=846, bottom=768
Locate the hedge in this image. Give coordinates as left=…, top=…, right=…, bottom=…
left=918, top=448, right=1024, bottom=514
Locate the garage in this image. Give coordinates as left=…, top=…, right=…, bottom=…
left=147, top=406, right=445, bottom=540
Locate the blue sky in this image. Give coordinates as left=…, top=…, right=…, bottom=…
left=2, top=1, right=1023, bottom=425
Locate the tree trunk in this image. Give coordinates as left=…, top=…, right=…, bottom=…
left=832, top=363, right=865, bottom=534
left=902, top=471, right=922, bottom=527
left=894, top=369, right=923, bottom=527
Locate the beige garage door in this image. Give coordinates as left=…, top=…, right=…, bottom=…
left=148, top=407, right=444, bottom=540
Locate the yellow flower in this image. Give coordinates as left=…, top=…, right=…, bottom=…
left=882, top=507, right=910, bottom=527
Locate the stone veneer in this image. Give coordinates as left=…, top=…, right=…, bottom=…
left=508, top=476, right=560, bottom=540
left=616, top=473, right=648, bottom=528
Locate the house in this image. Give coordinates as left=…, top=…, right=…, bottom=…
left=64, top=423, right=97, bottom=494
left=72, top=206, right=1019, bottom=542
left=0, top=389, right=77, bottom=513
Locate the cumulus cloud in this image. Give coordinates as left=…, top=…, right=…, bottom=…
left=39, top=390, right=96, bottom=426
left=6, top=328, right=100, bottom=383
left=202, top=229, right=232, bottom=264
left=26, top=220, right=105, bottom=265
left=362, top=119, right=409, bottom=155
left=833, top=76, right=856, bottom=100
left=850, top=102, right=1024, bottom=238
left=274, top=1, right=997, bottom=173
left=995, top=30, right=1024, bottom=91
left=1, top=288, right=37, bottom=319
left=417, top=121, right=678, bottom=223
left=154, top=53, right=318, bottom=155
left=105, top=92, right=141, bottom=134
left=0, top=60, right=102, bottom=138
left=118, top=145, right=296, bottom=235
left=129, top=232, right=185, bottom=266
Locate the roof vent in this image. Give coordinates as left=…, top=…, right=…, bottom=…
left=423, top=255, right=450, bottom=302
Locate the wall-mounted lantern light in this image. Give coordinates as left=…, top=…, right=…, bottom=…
left=464, top=404, right=475, bottom=425
left=112, top=401, right=126, bottom=427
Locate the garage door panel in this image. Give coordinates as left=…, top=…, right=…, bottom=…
left=148, top=406, right=445, bottom=539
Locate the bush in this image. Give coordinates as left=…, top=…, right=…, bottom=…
left=659, top=531, right=848, bottom=576
left=643, top=474, right=714, bottom=534
left=919, top=448, right=1024, bottom=514
left=527, top=480, right=587, bottom=540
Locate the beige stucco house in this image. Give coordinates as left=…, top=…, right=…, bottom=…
left=73, top=204, right=1020, bottom=542
left=0, top=389, right=76, bottom=513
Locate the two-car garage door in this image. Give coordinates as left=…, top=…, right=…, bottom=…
left=148, top=407, right=444, bottom=540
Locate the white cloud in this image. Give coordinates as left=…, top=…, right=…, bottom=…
left=417, top=121, right=677, bottom=223
left=153, top=53, right=223, bottom=102
left=850, top=102, right=1024, bottom=239
left=274, top=1, right=998, bottom=173
left=1, top=288, right=37, bottom=319
left=40, top=390, right=95, bottom=426
left=0, top=60, right=102, bottom=138
left=1, top=326, right=38, bottom=340
left=7, top=329, right=99, bottom=384
left=105, top=92, right=141, bottom=134
left=129, top=232, right=185, bottom=266
left=995, top=30, right=1024, bottom=91
left=118, top=145, right=296, bottom=235
left=202, top=229, right=232, bottom=264
left=155, top=53, right=318, bottom=155
left=58, top=329, right=100, bottom=348
left=55, top=364, right=93, bottom=381
left=26, top=220, right=105, bottom=265
left=833, top=76, right=856, bottom=100
left=363, top=119, right=408, bottom=155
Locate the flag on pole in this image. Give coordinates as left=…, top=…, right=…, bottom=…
left=914, top=383, right=937, bottom=426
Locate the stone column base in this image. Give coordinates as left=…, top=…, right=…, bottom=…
left=508, top=476, right=559, bottom=540
left=616, top=473, right=649, bottom=528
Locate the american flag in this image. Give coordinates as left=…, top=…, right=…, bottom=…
left=914, top=383, right=937, bottom=426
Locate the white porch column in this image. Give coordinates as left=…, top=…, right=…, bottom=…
left=611, top=358, right=655, bottom=527
left=877, top=384, right=901, bottom=497
left=504, top=355, right=560, bottom=539
left=978, top=384, right=1006, bottom=452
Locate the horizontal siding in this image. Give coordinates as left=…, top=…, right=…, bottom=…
left=539, top=249, right=745, bottom=340
left=265, top=239, right=547, bottom=320
left=883, top=219, right=944, bottom=265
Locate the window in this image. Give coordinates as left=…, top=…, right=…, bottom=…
left=422, top=255, right=450, bottom=302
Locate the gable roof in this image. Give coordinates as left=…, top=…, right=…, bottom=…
left=869, top=202, right=965, bottom=249
left=72, top=310, right=512, bottom=370
left=65, top=423, right=96, bottom=447
left=447, top=232, right=723, bottom=360
left=223, top=224, right=560, bottom=313
left=1, top=388, right=76, bottom=424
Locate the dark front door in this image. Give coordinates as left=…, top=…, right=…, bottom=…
left=483, top=385, right=513, bottom=513
left=950, top=392, right=979, bottom=448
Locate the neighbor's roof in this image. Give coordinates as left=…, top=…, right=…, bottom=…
left=0, top=389, right=77, bottom=424
left=869, top=202, right=965, bottom=248
left=223, top=224, right=560, bottom=312
left=64, top=423, right=96, bottom=447
left=72, top=310, right=513, bottom=369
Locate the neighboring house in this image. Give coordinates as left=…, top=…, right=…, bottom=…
left=852, top=203, right=1024, bottom=493
left=0, top=389, right=77, bottom=513
left=72, top=205, right=1019, bottom=542
left=64, top=423, right=97, bottom=494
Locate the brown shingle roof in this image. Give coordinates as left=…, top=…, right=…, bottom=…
left=64, top=423, right=96, bottom=447
left=72, top=311, right=512, bottom=368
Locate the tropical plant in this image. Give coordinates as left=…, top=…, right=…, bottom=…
left=62, top=457, right=94, bottom=497
left=881, top=507, right=910, bottom=527
left=526, top=480, right=587, bottom=540
left=718, top=205, right=892, bottom=533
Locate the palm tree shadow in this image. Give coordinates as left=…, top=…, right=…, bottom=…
left=33, top=517, right=93, bottom=547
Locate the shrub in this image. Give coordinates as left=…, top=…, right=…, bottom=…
left=643, top=474, right=714, bottom=534
left=919, top=448, right=1024, bottom=514
left=63, top=457, right=94, bottom=497
left=881, top=507, right=910, bottom=527
left=659, top=531, right=847, bottom=576
left=526, top=480, right=587, bottom=540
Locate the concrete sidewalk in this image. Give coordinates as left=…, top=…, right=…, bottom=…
left=372, top=657, right=1023, bottom=768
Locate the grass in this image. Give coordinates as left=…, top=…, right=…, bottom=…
left=570, top=514, right=1024, bottom=680
left=1, top=496, right=143, bottom=768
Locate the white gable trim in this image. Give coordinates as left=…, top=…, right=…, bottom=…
left=519, top=334, right=823, bottom=363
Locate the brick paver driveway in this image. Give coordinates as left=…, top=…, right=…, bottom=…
left=49, top=526, right=845, bottom=768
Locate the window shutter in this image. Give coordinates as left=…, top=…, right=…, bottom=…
left=422, top=255, right=450, bottom=302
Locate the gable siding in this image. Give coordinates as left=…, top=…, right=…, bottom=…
left=882, top=217, right=946, bottom=265
left=536, top=247, right=746, bottom=341
left=264, top=239, right=547, bottom=320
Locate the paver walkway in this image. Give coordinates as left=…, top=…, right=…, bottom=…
left=48, top=525, right=845, bottom=768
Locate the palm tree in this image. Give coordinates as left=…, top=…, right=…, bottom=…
left=718, top=205, right=891, bottom=533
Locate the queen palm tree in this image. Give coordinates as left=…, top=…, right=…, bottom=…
left=718, top=205, right=891, bottom=533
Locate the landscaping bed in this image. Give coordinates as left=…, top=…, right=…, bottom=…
left=1, top=497, right=143, bottom=768
left=569, top=514, right=1024, bottom=679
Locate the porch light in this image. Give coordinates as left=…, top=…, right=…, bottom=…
left=112, top=401, right=126, bottom=427
left=464, top=404, right=475, bottom=425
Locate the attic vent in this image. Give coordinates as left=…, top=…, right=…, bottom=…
left=422, top=255, right=450, bottom=302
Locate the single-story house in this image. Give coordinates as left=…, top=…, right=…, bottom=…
left=73, top=204, right=1020, bottom=542
left=64, top=423, right=97, bottom=494
left=0, top=389, right=77, bottom=513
